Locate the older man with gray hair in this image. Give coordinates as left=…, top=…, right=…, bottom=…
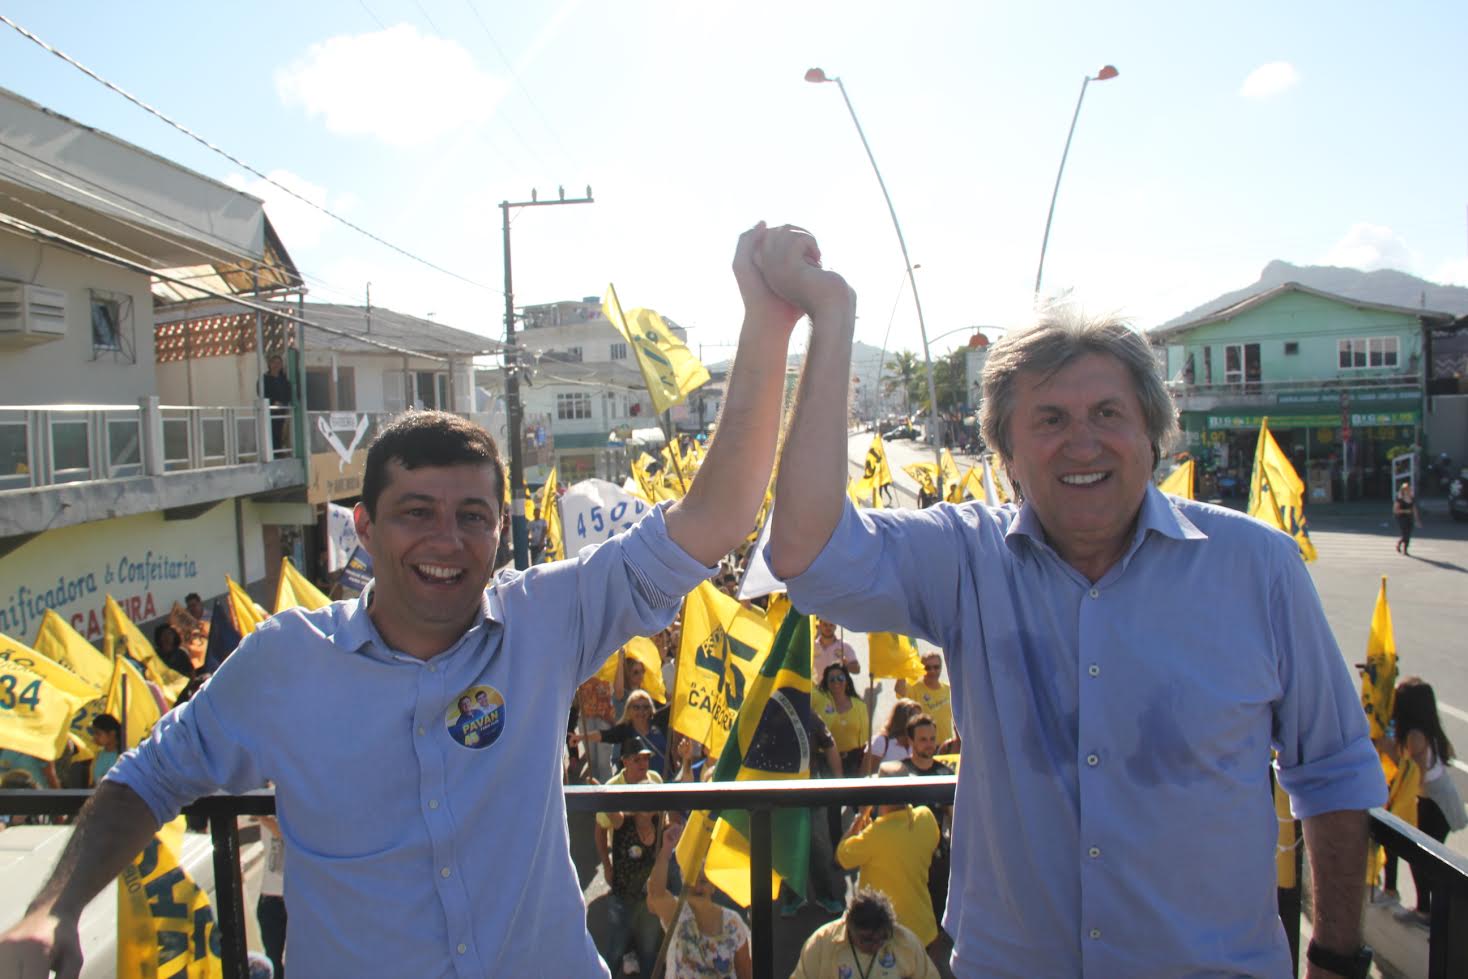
left=766, top=297, right=1386, bottom=978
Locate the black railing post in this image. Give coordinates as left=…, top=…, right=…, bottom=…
left=1428, top=872, right=1468, bottom=979
left=210, top=812, right=250, bottom=979
left=749, top=807, right=774, bottom=979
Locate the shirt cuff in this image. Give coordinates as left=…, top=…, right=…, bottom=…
left=104, top=750, right=183, bottom=827
left=621, top=502, right=719, bottom=609
left=1276, top=735, right=1388, bottom=819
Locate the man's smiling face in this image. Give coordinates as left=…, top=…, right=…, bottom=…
left=1005, top=352, right=1154, bottom=566
left=354, top=460, right=503, bottom=658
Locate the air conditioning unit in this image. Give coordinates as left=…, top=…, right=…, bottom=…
left=0, top=282, right=67, bottom=347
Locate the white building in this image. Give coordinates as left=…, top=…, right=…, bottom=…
left=0, top=85, right=305, bottom=640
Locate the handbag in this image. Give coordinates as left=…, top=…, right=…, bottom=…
left=1422, top=771, right=1468, bottom=833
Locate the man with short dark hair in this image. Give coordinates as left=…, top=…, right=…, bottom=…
left=771, top=302, right=1386, bottom=977
left=895, top=714, right=954, bottom=926
left=792, top=887, right=937, bottom=979
left=1, top=224, right=832, bottom=978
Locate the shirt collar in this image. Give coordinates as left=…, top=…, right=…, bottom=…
left=332, top=580, right=502, bottom=658
left=1005, top=483, right=1208, bottom=553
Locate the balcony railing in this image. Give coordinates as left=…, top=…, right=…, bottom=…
left=0, top=400, right=293, bottom=491
left=4, top=780, right=1464, bottom=979
left=1166, top=372, right=1420, bottom=400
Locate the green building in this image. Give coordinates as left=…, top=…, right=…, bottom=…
left=1151, top=283, right=1454, bottom=501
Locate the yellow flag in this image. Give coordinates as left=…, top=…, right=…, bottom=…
left=0, top=644, right=93, bottom=760
left=117, top=816, right=225, bottom=978
left=868, top=632, right=925, bottom=684
left=105, top=596, right=188, bottom=699
left=902, top=462, right=937, bottom=497
left=940, top=449, right=964, bottom=503
left=33, top=608, right=113, bottom=691
left=1158, top=459, right=1195, bottom=499
left=847, top=475, right=884, bottom=508
left=1358, top=576, right=1396, bottom=741
left=226, top=577, right=269, bottom=636
left=540, top=469, right=565, bottom=562
left=1, top=632, right=105, bottom=759
left=671, top=581, right=775, bottom=758
left=104, top=642, right=164, bottom=750
left=603, top=284, right=710, bottom=414
left=594, top=636, right=668, bottom=704
left=862, top=435, right=894, bottom=490
left=764, top=593, right=792, bottom=636
left=275, top=558, right=331, bottom=613
left=1248, top=418, right=1317, bottom=562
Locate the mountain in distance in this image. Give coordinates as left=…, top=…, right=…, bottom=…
left=1155, top=260, right=1468, bottom=331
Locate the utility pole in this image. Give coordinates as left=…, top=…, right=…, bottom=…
left=501, top=186, right=594, bottom=569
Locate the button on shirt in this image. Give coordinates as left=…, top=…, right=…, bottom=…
left=108, top=503, right=713, bottom=979
left=783, top=486, right=1385, bottom=978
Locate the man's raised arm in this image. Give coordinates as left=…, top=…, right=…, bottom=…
left=665, top=224, right=847, bottom=566
left=1, top=781, right=162, bottom=978
left=764, top=233, right=857, bottom=581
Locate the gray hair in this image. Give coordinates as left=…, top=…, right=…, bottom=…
left=979, top=310, right=1178, bottom=469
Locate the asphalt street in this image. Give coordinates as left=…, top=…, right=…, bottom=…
left=845, top=431, right=1468, bottom=863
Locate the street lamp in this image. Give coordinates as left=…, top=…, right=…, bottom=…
left=806, top=67, right=946, bottom=494
left=1033, top=64, right=1118, bottom=301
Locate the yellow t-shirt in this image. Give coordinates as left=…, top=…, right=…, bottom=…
left=813, top=691, right=871, bottom=756
left=790, top=918, right=937, bottom=979
left=908, top=680, right=953, bottom=743
left=836, top=806, right=941, bottom=944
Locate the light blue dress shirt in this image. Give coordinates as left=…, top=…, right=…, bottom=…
left=783, top=486, right=1385, bottom=978
left=108, top=503, right=713, bottom=979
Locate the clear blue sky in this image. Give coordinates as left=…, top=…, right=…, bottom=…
left=5, top=1, right=1465, bottom=364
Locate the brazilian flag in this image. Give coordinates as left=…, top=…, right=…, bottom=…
left=676, top=611, right=813, bottom=907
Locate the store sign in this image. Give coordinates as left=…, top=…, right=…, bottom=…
left=0, top=508, right=239, bottom=642
left=1206, top=410, right=1418, bottom=431
left=1276, top=388, right=1417, bottom=406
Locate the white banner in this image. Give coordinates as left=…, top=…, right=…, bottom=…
left=560, top=479, right=653, bottom=555
left=737, top=511, right=784, bottom=600
left=326, top=503, right=359, bottom=572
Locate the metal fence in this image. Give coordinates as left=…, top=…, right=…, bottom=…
left=3, top=781, right=1465, bottom=979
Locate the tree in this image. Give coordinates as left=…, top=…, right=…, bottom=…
left=884, top=350, right=921, bottom=415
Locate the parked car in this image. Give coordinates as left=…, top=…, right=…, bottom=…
left=1450, top=469, right=1468, bottom=523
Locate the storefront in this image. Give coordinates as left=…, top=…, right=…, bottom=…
left=1181, top=389, right=1420, bottom=502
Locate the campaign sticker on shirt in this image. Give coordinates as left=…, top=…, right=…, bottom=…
left=879, top=949, right=897, bottom=969
left=445, top=685, right=506, bottom=749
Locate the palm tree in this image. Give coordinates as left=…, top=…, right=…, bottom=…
left=885, top=350, right=921, bottom=416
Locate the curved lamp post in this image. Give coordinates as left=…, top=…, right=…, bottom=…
left=1033, top=64, right=1118, bottom=301
left=806, top=67, right=946, bottom=492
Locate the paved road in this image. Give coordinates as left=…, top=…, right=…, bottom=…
left=849, top=431, right=1468, bottom=864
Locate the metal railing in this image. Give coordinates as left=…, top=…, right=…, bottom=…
left=0, top=400, right=288, bottom=489
left=3, top=783, right=1464, bottom=979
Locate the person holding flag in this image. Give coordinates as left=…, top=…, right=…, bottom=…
left=0, top=222, right=830, bottom=979
left=769, top=300, right=1386, bottom=978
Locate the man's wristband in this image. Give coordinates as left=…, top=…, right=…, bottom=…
left=1305, top=940, right=1372, bottom=979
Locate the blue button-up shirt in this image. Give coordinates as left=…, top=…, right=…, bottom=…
left=784, top=486, right=1385, bottom=978
left=109, top=504, right=713, bottom=979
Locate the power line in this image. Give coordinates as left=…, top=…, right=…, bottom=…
left=0, top=12, right=500, bottom=295
left=461, top=0, right=584, bottom=176
left=357, top=0, right=386, bottom=28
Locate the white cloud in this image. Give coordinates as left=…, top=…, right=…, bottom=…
left=225, top=169, right=334, bottom=249
left=1432, top=257, right=1468, bottom=286
left=1239, top=62, right=1300, bottom=99
left=1321, top=223, right=1414, bottom=272
left=275, top=25, right=507, bottom=147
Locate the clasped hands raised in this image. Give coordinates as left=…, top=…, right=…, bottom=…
left=733, top=221, right=855, bottom=335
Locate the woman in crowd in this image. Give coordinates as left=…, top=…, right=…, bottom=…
left=815, top=664, right=870, bottom=777
left=649, top=821, right=752, bottom=979
left=154, top=623, right=193, bottom=679
left=1385, top=677, right=1466, bottom=921
left=579, top=690, right=669, bottom=776
left=864, top=699, right=922, bottom=775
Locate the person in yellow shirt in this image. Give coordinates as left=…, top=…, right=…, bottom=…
left=836, top=788, right=941, bottom=949
left=814, top=663, right=871, bottom=776
left=792, top=888, right=937, bottom=979
left=895, top=652, right=953, bottom=744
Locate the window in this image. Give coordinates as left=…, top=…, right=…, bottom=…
left=556, top=392, right=592, bottom=420
left=1284, top=342, right=1299, bottom=355
left=91, top=299, right=121, bottom=350
left=1202, top=347, right=1213, bottom=385
left=1222, top=343, right=1260, bottom=389
left=1338, top=337, right=1399, bottom=370
left=566, top=346, right=583, bottom=363
left=88, top=290, right=134, bottom=361
left=610, top=342, right=628, bottom=361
